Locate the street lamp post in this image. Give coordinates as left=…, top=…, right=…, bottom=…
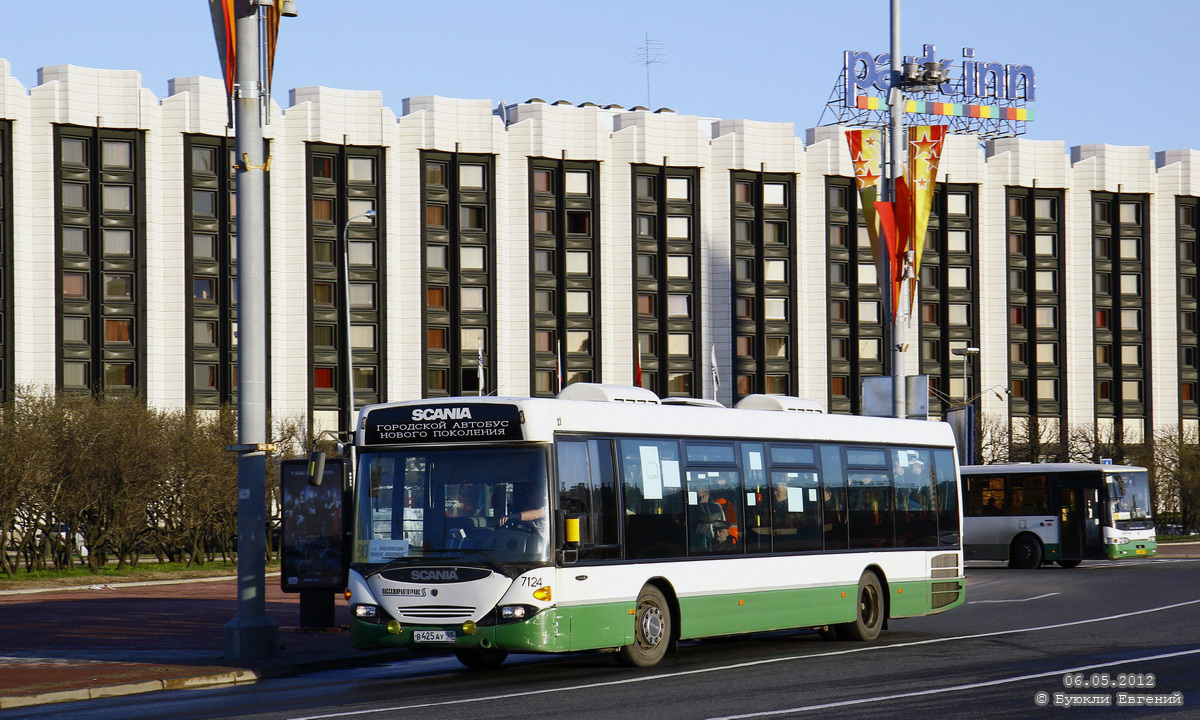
left=224, top=0, right=279, bottom=662
left=887, top=0, right=906, bottom=419
left=884, top=0, right=947, bottom=419
left=341, top=209, right=376, bottom=438
left=952, top=346, right=981, bottom=404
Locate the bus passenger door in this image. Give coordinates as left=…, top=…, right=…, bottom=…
left=1057, top=488, right=1085, bottom=562
left=1081, top=488, right=1103, bottom=557
left=1058, top=487, right=1104, bottom=562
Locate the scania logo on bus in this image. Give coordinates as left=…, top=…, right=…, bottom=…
left=412, top=569, right=459, bottom=581
left=411, top=407, right=472, bottom=422
left=381, top=566, right=491, bottom=584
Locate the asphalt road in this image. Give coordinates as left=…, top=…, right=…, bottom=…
left=13, top=557, right=1200, bottom=720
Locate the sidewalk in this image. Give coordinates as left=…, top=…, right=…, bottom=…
left=0, top=574, right=405, bottom=710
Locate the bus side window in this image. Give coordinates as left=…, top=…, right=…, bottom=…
left=892, top=448, right=937, bottom=547
left=1010, top=475, right=1050, bottom=515
left=620, top=439, right=686, bottom=560
left=848, top=471, right=893, bottom=548
left=819, top=445, right=848, bottom=550
left=740, top=443, right=769, bottom=554
left=556, top=440, right=621, bottom=560
left=932, top=449, right=960, bottom=545
left=587, top=439, right=620, bottom=554
left=769, top=470, right=822, bottom=553
left=556, top=441, right=592, bottom=543
left=846, top=447, right=892, bottom=549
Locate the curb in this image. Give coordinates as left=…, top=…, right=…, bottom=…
left=0, top=649, right=409, bottom=710
left=0, top=670, right=262, bottom=710
left=0, top=573, right=282, bottom=596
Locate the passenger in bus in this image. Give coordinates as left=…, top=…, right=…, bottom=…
left=692, top=485, right=728, bottom=551
left=711, top=521, right=736, bottom=552
left=772, top=482, right=798, bottom=530
left=709, top=475, right=740, bottom=542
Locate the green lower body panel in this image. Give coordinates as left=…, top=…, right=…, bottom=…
left=351, top=579, right=965, bottom=655
left=678, top=583, right=856, bottom=638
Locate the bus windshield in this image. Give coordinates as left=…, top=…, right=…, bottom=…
left=354, top=446, right=550, bottom=566
left=1107, top=471, right=1152, bottom=525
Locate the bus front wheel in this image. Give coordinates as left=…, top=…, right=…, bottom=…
left=617, top=585, right=671, bottom=667
left=836, top=572, right=884, bottom=642
left=1010, top=535, right=1044, bottom=569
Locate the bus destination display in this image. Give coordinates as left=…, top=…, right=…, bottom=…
left=363, top=403, right=523, bottom=445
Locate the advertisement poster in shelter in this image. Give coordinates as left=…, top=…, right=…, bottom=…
left=280, top=458, right=347, bottom=592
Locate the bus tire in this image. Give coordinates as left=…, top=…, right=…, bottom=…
left=1010, top=535, right=1043, bottom=570
left=836, top=571, right=884, bottom=642
left=1056, top=559, right=1081, bottom=568
left=617, top=585, right=671, bottom=667
left=454, top=647, right=508, bottom=670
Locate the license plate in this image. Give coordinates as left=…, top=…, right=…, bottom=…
left=1136, top=548, right=1146, bottom=555
left=413, top=630, right=457, bottom=643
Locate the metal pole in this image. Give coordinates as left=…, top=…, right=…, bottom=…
left=341, top=217, right=355, bottom=435
left=341, top=209, right=373, bottom=436
left=224, top=0, right=278, bottom=661
left=962, top=354, right=968, bottom=405
left=889, top=0, right=907, bottom=419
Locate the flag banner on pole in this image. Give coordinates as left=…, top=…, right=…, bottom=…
left=710, top=343, right=720, bottom=398
left=207, top=0, right=240, bottom=124
left=208, top=0, right=238, bottom=99
left=208, top=1, right=283, bottom=124
left=264, top=1, right=282, bottom=99
left=846, top=129, right=885, bottom=284
left=477, top=341, right=484, bottom=396
left=906, top=125, right=947, bottom=311
left=873, top=199, right=903, bottom=322
left=556, top=341, right=564, bottom=393
left=635, top=342, right=643, bottom=388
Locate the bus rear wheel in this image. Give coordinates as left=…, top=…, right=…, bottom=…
left=1010, top=535, right=1043, bottom=569
left=617, top=585, right=671, bottom=667
left=1057, top=559, right=1081, bottom=568
left=454, top=646, right=508, bottom=670
left=836, top=572, right=884, bottom=642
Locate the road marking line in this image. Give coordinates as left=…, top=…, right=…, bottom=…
left=285, top=597, right=1200, bottom=720
left=706, top=647, right=1200, bottom=719
left=969, top=592, right=1059, bottom=604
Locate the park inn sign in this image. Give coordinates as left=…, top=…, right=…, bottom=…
left=843, top=44, right=1036, bottom=107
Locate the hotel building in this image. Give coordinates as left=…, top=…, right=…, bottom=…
left=1, top=61, right=1197, bottom=455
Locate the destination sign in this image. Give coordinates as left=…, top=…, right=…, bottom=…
left=363, top=403, right=523, bottom=445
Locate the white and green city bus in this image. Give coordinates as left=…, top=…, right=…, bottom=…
left=959, top=463, right=1157, bottom=569
left=344, top=384, right=965, bottom=668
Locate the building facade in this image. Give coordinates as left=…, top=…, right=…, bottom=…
left=2, top=60, right=1199, bottom=452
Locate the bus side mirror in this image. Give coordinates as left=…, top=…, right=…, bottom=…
left=307, top=451, right=326, bottom=486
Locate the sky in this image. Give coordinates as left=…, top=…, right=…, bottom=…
left=1, top=0, right=1195, bottom=154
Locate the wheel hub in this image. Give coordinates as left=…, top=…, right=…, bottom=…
left=640, top=605, right=664, bottom=646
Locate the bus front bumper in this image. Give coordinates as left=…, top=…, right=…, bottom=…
left=350, top=608, right=568, bottom=653
left=1106, top=537, right=1157, bottom=559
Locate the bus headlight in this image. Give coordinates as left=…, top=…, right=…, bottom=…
left=498, top=604, right=537, bottom=623
left=353, top=604, right=380, bottom=620
left=1105, top=537, right=1130, bottom=545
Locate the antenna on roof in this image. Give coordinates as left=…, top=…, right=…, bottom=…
left=633, top=32, right=666, bottom=108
